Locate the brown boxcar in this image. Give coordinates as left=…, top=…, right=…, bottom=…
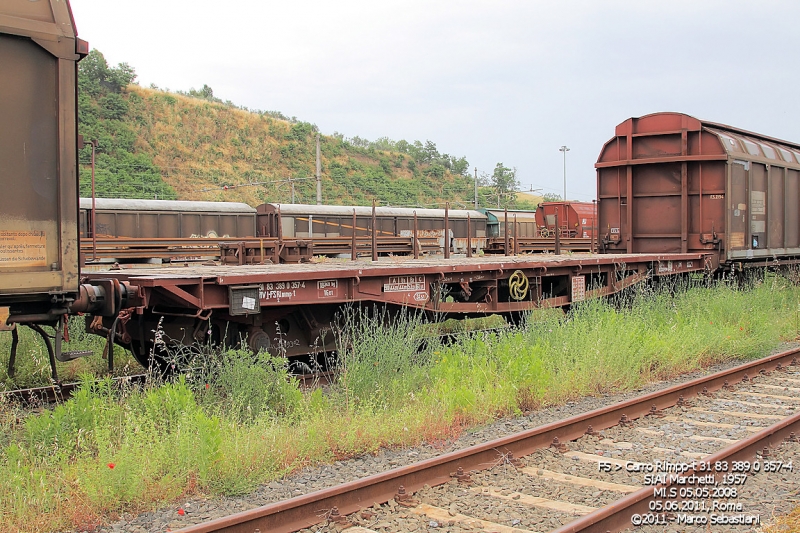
left=534, top=202, right=596, bottom=239
left=79, top=198, right=257, bottom=239
left=0, top=1, right=87, bottom=304
left=596, top=112, right=800, bottom=269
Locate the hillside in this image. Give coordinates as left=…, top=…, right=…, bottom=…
left=77, top=50, right=531, bottom=209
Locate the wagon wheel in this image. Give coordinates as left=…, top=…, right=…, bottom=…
left=539, top=227, right=552, bottom=238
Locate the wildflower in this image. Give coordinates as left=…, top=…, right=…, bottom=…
left=107, top=463, right=115, bottom=469
left=205, top=383, right=210, bottom=389
left=177, top=508, right=185, bottom=516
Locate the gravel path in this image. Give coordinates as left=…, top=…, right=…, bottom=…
left=88, top=346, right=800, bottom=533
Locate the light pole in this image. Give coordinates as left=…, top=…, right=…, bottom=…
left=559, top=145, right=570, bottom=201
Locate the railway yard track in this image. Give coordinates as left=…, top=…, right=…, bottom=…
left=120, top=347, right=800, bottom=533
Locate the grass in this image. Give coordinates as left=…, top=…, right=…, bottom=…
left=1, top=275, right=800, bottom=532
left=0, top=317, right=139, bottom=390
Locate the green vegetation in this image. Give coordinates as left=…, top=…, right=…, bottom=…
left=78, top=49, right=537, bottom=209
left=0, top=317, right=138, bottom=390
left=78, top=51, right=176, bottom=201
left=479, top=163, right=520, bottom=209
left=1, top=277, right=798, bottom=532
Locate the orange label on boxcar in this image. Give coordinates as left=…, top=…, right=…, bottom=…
left=0, top=230, right=47, bottom=267
left=729, top=232, right=745, bottom=249
left=0, top=307, right=13, bottom=331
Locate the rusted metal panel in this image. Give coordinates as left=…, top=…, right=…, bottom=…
left=597, top=112, right=800, bottom=268
left=0, top=0, right=83, bottom=301
left=79, top=198, right=257, bottom=239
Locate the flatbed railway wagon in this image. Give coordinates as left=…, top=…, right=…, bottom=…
left=82, top=252, right=709, bottom=369
left=597, top=112, right=800, bottom=270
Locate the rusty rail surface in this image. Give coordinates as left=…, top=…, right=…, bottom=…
left=174, top=347, right=800, bottom=533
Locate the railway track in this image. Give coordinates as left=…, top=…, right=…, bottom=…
left=170, top=347, right=800, bottom=533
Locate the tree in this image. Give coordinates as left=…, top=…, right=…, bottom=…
left=187, top=84, right=219, bottom=102
left=78, top=50, right=137, bottom=96
left=490, top=163, right=519, bottom=208
left=78, top=48, right=174, bottom=200
left=542, top=193, right=563, bottom=202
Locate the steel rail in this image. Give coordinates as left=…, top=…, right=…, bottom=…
left=174, top=346, right=800, bottom=533
left=552, top=409, right=800, bottom=533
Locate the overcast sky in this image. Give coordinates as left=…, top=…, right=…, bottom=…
left=69, top=0, right=800, bottom=202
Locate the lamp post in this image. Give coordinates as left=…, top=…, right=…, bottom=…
left=559, top=145, right=570, bottom=201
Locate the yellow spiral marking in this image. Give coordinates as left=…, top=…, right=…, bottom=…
left=509, top=270, right=529, bottom=301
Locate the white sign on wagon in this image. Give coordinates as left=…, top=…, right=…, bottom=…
left=384, top=275, right=425, bottom=292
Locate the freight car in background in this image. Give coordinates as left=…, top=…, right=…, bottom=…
left=256, top=203, right=487, bottom=253
left=534, top=201, right=597, bottom=239
left=79, top=199, right=490, bottom=255
left=482, top=209, right=538, bottom=238
left=596, top=112, right=800, bottom=270
left=79, top=198, right=258, bottom=239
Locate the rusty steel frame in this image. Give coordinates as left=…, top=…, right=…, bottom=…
left=84, top=253, right=707, bottom=316
left=173, top=347, right=800, bottom=533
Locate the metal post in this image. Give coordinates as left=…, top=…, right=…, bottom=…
left=413, top=211, right=419, bottom=259
left=474, top=167, right=478, bottom=209
left=276, top=205, right=283, bottom=263
left=559, top=145, right=570, bottom=200
left=351, top=209, right=357, bottom=261
left=554, top=208, right=561, bottom=255
left=466, top=213, right=472, bottom=258
left=371, top=199, right=377, bottom=262
left=316, top=132, right=322, bottom=205
left=592, top=199, right=597, bottom=254
left=444, top=202, right=450, bottom=259
left=513, top=214, right=518, bottom=255
left=504, top=207, right=509, bottom=256
left=90, top=140, right=98, bottom=261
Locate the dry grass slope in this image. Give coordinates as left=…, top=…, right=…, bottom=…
left=125, top=86, right=472, bottom=207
